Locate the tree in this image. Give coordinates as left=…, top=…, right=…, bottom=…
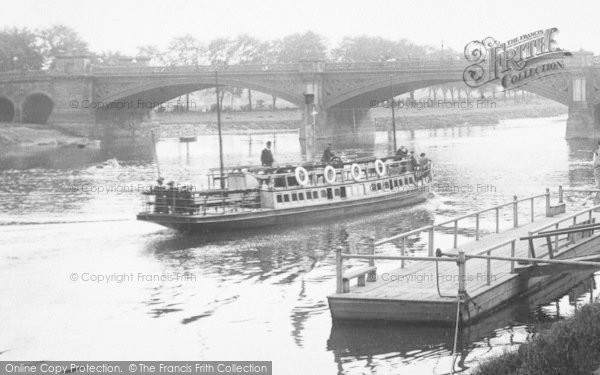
left=0, top=27, right=44, bottom=71
left=277, top=31, right=327, bottom=63
left=37, top=25, right=89, bottom=67
left=165, top=34, right=204, bottom=66
left=136, top=45, right=165, bottom=65
left=93, top=50, right=128, bottom=65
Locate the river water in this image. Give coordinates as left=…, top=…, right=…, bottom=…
left=1, top=115, right=599, bottom=374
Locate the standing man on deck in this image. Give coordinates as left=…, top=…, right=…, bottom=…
left=261, top=141, right=274, bottom=167
left=321, top=143, right=334, bottom=163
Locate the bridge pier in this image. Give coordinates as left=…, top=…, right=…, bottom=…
left=300, top=107, right=375, bottom=160
left=566, top=105, right=598, bottom=139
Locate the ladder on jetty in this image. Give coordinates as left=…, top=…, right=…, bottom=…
left=328, top=187, right=600, bottom=323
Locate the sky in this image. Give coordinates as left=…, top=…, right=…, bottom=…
left=1, top=0, right=599, bottom=56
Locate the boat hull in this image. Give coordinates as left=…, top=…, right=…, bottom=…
left=137, top=189, right=430, bottom=233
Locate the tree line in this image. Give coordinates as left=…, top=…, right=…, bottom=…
left=0, top=26, right=460, bottom=71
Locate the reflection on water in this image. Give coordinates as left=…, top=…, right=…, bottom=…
left=1, top=115, right=599, bottom=374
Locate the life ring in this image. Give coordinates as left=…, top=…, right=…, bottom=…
left=374, top=159, right=386, bottom=177
left=295, top=166, right=310, bottom=186
left=324, top=165, right=337, bottom=184
left=350, top=163, right=362, bottom=181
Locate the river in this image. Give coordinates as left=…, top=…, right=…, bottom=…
left=0, top=114, right=599, bottom=374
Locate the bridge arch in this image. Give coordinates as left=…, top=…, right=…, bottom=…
left=97, top=77, right=305, bottom=109
left=324, top=72, right=571, bottom=109
left=22, top=93, right=54, bottom=124
left=0, top=97, right=15, bottom=122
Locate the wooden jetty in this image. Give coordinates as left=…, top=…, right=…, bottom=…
left=328, top=187, right=600, bottom=324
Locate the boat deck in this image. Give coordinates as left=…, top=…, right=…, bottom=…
left=328, top=193, right=600, bottom=323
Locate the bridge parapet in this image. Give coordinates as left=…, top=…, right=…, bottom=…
left=91, top=63, right=298, bottom=75
left=324, top=58, right=466, bottom=71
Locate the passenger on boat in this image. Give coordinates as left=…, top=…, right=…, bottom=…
left=153, top=177, right=168, bottom=213
left=166, top=181, right=176, bottom=213
left=261, top=141, right=274, bottom=167
left=175, top=185, right=194, bottom=214
left=419, top=153, right=431, bottom=178
left=409, top=151, right=419, bottom=171
left=394, top=146, right=408, bottom=160
left=321, top=143, right=334, bottom=163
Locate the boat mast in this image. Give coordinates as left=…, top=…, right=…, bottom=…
left=390, top=74, right=397, bottom=151
left=150, top=130, right=161, bottom=178
left=215, top=70, right=225, bottom=189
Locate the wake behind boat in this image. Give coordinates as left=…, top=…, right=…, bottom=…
left=136, top=156, right=433, bottom=232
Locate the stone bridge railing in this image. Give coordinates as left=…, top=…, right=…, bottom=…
left=2, top=54, right=599, bottom=79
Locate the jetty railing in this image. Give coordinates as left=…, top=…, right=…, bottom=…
left=522, top=204, right=600, bottom=259
left=558, top=185, right=600, bottom=203
left=375, top=190, right=550, bottom=257
left=334, top=192, right=600, bottom=295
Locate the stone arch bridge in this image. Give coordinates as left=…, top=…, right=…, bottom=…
left=0, top=53, right=599, bottom=148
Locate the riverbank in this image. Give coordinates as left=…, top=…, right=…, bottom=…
left=152, top=99, right=567, bottom=132
left=372, top=99, right=567, bottom=130
left=473, top=302, right=600, bottom=375
left=0, top=124, right=92, bottom=147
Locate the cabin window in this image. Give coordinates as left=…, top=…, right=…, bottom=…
left=321, top=190, right=327, bottom=198
left=275, top=177, right=286, bottom=188
left=299, top=192, right=305, bottom=201
left=327, top=188, right=334, bottom=199
left=409, top=177, right=414, bottom=184
left=340, top=186, right=347, bottom=198
left=292, top=193, right=298, bottom=201
left=306, top=192, right=312, bottom=200
left=389, top=179, right=394, bottom=188
left=287, top=176, right=298, bottom=186
left=334, top=188, right=340, bottom=197
left=276, top=195, right=283, bottom=203
left=394, top=179, right=399, bottom=187
left=384, top=181, right=390, bottom=190
left=284, top=194, right=290, bottom=202
left=313, top=191, right=319, bottom=199
left=377, top=183, right=382, bottom=191
left=371, top=183, right=377, bottom=192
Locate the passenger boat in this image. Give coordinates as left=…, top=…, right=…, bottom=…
left=136, top=157, right=433, bottom=232
left=137, top=76, right=432, bottom=232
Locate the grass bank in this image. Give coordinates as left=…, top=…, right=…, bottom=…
left=473, top=302, right=600, bottom=375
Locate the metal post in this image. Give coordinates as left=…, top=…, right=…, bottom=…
left=428, top=226, right=434, bottom=257
left=368, top=237, right=376, bottom=282
left=495, top=207, right=500, bottom=233
left=545, top=188, right=551, bottom=217
left=335, top=247, right=343, bottom=294
left=475, top=214, right=480, bottom=240
left=215, top=71, right=225, bottom=189
left=530, top=198, right=534, bottom=222
left=513, top=195, right=519, bottom=228
left=510, top=240, right=515, bottom=273
left=458, top=250, right=466, bottom=295
left=486, top=250, right=491, bottom=285
left=390, top=75, right=397, bottom=151
left=453, top=220, right=458, bottom=248
left=401, top=237, right=406, bottom=268
left=559, top=185, right=563, bottom=203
